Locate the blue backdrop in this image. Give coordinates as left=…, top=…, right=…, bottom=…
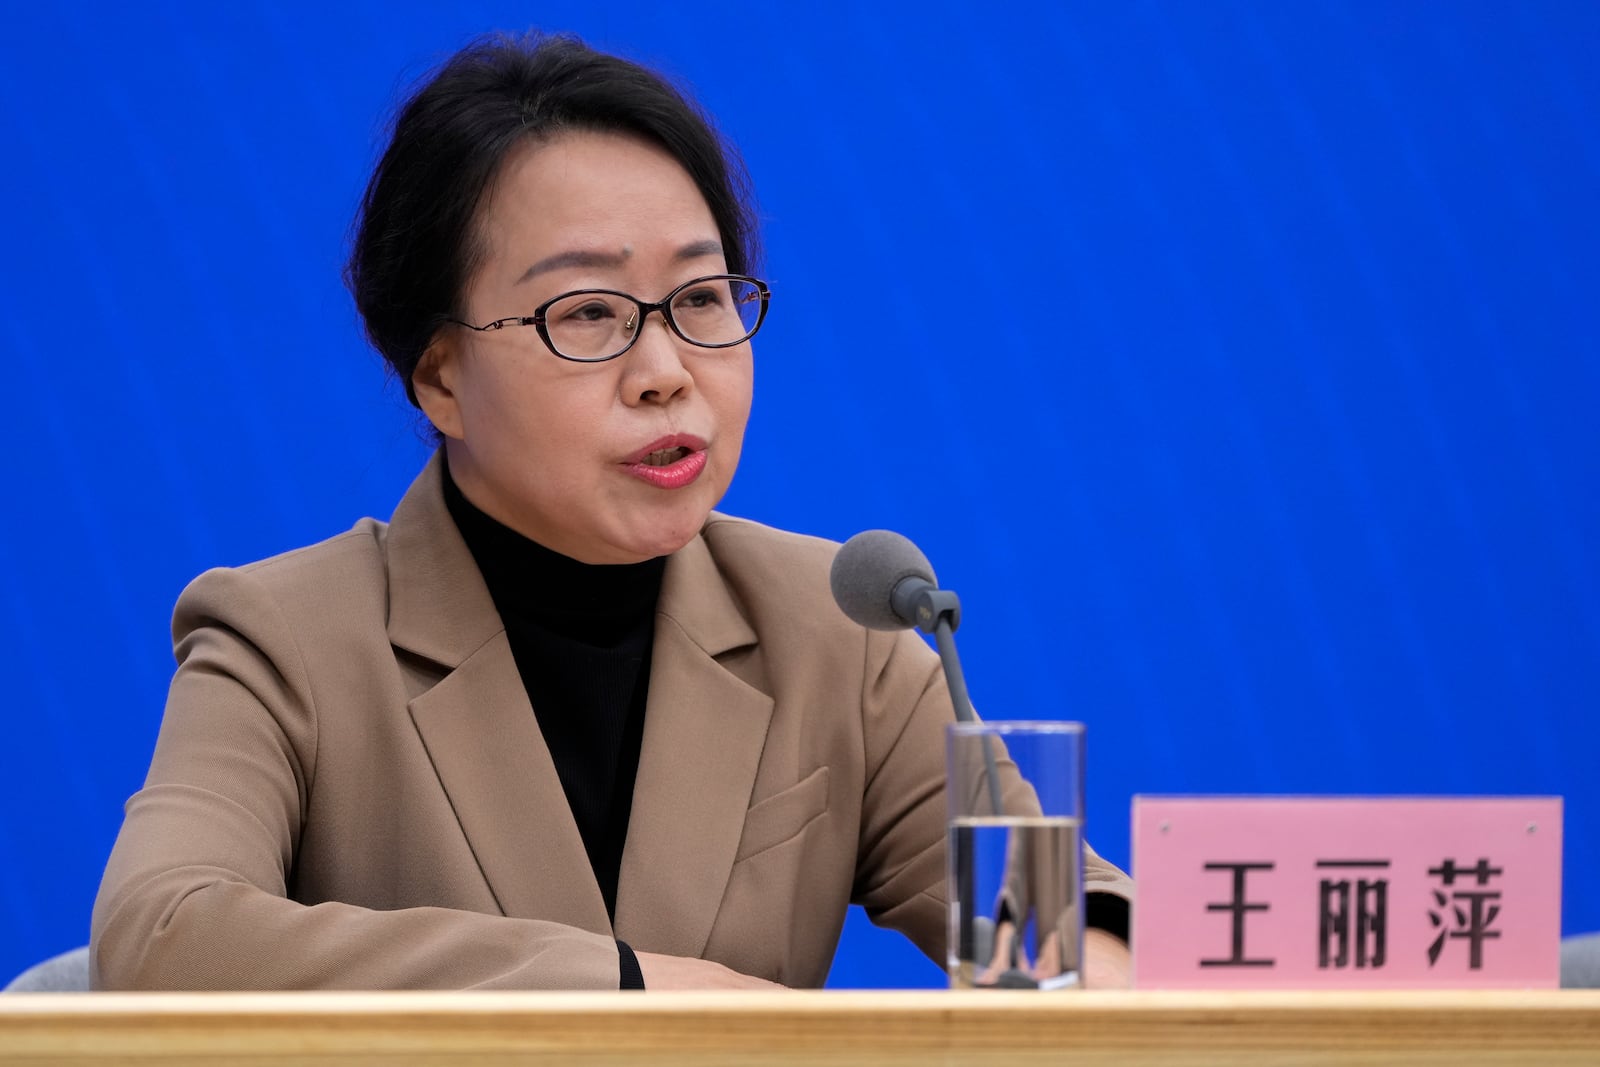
left=2, top=2, right=1595, bottom=988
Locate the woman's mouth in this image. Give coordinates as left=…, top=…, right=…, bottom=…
left=641, top=446, right=692, bottom=467
left=622, top=435, right=709, bottom=489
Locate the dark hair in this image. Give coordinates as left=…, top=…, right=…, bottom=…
left=345, top=33, right=761, bottom=405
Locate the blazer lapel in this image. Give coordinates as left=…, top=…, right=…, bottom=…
left=386, top=455, right=611, bottom=934
left=614, top=529, right=773, bottom=957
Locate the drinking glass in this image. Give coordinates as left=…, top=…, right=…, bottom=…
left=946, top=720, right=1086, bottom=990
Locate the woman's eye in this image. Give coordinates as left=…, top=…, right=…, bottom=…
left=565, top=301, right=616, bottom=323
left=675, top=286, right=725, bottom=312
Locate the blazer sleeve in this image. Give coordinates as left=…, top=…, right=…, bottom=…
left=848, top=629, right=1135, bottom=962
left=90, top=566, right=625, bottom=990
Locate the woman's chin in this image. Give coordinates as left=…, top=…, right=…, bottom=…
left=627, top=519, right=706, bottom=561
left=593, top=506, right=709, bottom=563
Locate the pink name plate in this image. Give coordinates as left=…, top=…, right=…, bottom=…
left=1130, top=796, right=1562, bottom=989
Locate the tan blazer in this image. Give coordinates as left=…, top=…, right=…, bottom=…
left=92, top=455, right=1132, bottom=990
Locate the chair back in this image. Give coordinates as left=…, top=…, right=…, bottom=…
left=1561, top=933, right=1600, bottom=989
left=3, top=946, right=91, bottom=992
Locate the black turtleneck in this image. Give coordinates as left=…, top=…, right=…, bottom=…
left=442, top=462, right=661, bottom=989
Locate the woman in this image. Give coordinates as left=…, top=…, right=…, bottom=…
left=91, top=32, right=1133, bottom=990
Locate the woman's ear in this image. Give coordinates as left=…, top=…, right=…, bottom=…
left=412, top=334, right=465, bottom=441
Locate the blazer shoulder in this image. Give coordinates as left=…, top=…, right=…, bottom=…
left=700, top=512, right=839, bottom=569
left=234, top=517, right=390, bottom=584
left=698, top=513, right=841, bottom=603
left=697, top=512, right=941, bottom=670
left=174, top=518, right=392, bottom=643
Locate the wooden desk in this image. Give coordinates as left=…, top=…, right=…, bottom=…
left=2, top=990, right=1597, bottom=1066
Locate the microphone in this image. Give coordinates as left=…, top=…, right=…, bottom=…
left=829, top=530, right=974, bottom=722
left=829, top=529, right=955, bottom=631
left=830, top=528, right=1036, bottom=988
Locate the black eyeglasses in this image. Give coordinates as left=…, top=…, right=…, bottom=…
left=448, top=273, right=770, bottom=363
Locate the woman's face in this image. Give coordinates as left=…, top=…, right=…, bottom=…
left=415, top=131, right=754, bottom=564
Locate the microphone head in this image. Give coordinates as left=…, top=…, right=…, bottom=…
left=830, top=529, right=939, bottom=631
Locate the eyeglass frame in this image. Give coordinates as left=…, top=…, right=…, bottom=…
left=445, top=272, right=771, bottom=364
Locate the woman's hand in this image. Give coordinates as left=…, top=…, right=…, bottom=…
left=1083, top=927, right=1133, bottom=989
left=634, top=951, right=786, bottom=990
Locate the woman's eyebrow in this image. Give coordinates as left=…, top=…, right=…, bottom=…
left=515, top=239, right=725, bottom=285
left=516, top=248, right=627, bottom=284
left=674, top=238, right=724, bottom=261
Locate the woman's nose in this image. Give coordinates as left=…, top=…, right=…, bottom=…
left=620, top=314, right=694, bottom=405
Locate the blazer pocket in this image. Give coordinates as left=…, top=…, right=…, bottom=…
left=733, top=766, right=831, bottom=863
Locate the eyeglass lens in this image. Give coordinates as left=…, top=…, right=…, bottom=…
left=544, top=277, right=762, bottom=360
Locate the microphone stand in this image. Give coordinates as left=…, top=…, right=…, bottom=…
left=906, top=587, right=1029, bottom=985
